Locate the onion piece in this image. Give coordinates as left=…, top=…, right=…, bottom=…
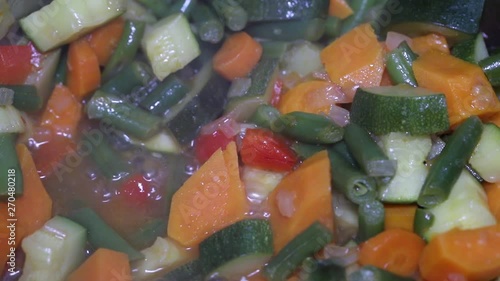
left=227, top=77, right=252, bottom=98
left=0, top=87, right=14, bottom=105
left=328, top=105, right=350, bottom=127
left=427, top=135, right=446, bottom=161
left=385, top=31, right=413, bottom=51
left=321, top=243, right=360, bottom=267
left=332, top=190, right=358, bottom=245
left=276, top=190, right=296, bottom=218
left=199, top=116, right=240, bottom=139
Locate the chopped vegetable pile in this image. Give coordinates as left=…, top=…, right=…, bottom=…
left=1, top=0, right=500, bottom=280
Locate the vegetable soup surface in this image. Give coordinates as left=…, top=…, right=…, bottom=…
left=0, top=0, right=500, bottom=280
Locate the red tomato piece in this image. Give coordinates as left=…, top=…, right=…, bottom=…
left=118, top=174, right=154, bottom=207
left=194, top=129, right=235, bottom=164
left=0, top=45, right=34, bottom=84
left=240, top=128, right=298, bottom=172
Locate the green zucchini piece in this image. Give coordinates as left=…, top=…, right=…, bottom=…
left=469, top=123, right=500, bottom=183
left=378, top=133, right=432, bottom=203
left=350, top=85, right=449, bottom=135
left=199, top=219, right=273, bottom=280
left=452, top=33, right=489, bottom=64
left=224, top=58, right=280, bottom=118
left=20, top=0, right=126, bottom=52
left=236, top=0, right=328, bottom=22
left=384, top=0, right=486, bottom=44
left=263, top=222, right=333, bottom=281
left=479, top=52, right=500, bottom=87
left=142, top=13, right=200, bottom=81
left=161, top=259, right=204, bottom=281
left=416, top=171, right=496, bottom=241
left=20, top=216, right=87, bottom=281
left=166, top=62, right=230, bottom=144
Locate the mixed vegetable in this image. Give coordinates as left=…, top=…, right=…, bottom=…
left=0, top=0, right=500, bottom=280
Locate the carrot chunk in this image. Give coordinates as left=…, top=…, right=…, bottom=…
left=67, top=38, right=101, bottom=99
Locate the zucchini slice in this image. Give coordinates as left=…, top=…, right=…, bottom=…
left=384, top=0, right=486, bottom=45
left=199, top=219, right=273, bottom=280
left=20, top=216, right=87, bottom=281
left=350, top=85, right=449, bottom=135
left=20, top=0, right=126, bottom=52
left=469, top=123, right=500, bottom=183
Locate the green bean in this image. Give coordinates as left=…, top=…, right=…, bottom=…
left=356, top=200, right=385, bottom=243
left=100, top=61, right=153, bottom=96
left=68, top=208, right=144, bottom=261
left=290, top=142, right=327, bottom=160
left=331, top=140, right=359, bottom=169
left=324, top=16, right=342, bottom=39
left=249, top=104, right=281, bottom=129
left=344, top=123, right=396, bottom=177
left=208, top=0, right=247, bottom=31
left=102, top=20, right=146, bottom=81
left=245, top=18, right=326, bottom=42
left=327, top=149, right=377, bottom=205
left=86, top=90, right=163, bottom=140
left=54, top=48, right=68, bottom=85
left=340, top=0, right=384, bottom=35
left=140, top=74, right=190, bottom=115
left=84, top=135, right=130, bottom=180
left=191, top=2, right=224, bottom=43
left=264, top=222, right=333, bottom=281
left=417, top=116, right=483, bottom=208
left=273, top=111, right=344, bottom=144
left=261, top=41, right=290, bottom=59
left=1, top=85, right=42, bottom=112
left=128, top=218, right=167, bottom=249
left=413, top=208, right=434, bottom=240
left=386, top=41, right=418, bottom=87
left=0, top=133, right=23, bottom=198
left=136, top=0, right=171, bottom=18
left=166, top=0, right=197, bottom=16
left=348, top=265, right=415, bottom=281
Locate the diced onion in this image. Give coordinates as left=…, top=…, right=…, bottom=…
left=328, top=105, right=350, bottom=127
left=385, top=31, right=413, bottom=51
left=200, top=116, right=240, bottom=139
left=227, top=77, right=252, bottom=98
left=322, top=244, right=360, bottom=267
left=276, top=190, right=296, bottom=218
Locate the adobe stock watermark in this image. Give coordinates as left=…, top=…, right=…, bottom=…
left=5, top=168, right=18, bottom=274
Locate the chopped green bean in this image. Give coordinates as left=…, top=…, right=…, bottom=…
left=100, top=61, right=153, bottom=96
left=417, top=116, right=483, bottom=208
left=327, top=149, right=377, bottom=205
left=140, top=74, right=190, bottom=115
left=344, top=123, right=396, bottom=177
left=208, top=0, right=248, bottom=31
left=191, top=2, right=224, bottom=43
left=386, top=41, right=419, bottom=87
left=356, top=200, right=385, bottom=242
left=102, top=20, right=146, bottom=81
left=1, top=85, right=42, bottom=112
left=0, top=133, right=23, bottom=198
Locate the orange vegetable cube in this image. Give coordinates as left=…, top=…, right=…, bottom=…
left=320, top=23, right=385, bottom=97
left=268, top=150, right=334, bottom=252
left=413, top=50, right=500, bottom=126
left=167, top=142, right=249, bottom=247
